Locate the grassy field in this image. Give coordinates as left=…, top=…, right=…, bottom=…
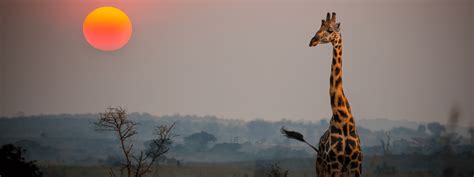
left=40, top=162, right=310, bottom=177
left=39, top=154, right=474, bottom=177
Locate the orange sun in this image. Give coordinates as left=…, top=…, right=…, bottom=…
left=83, top=7, right=132, bottom=51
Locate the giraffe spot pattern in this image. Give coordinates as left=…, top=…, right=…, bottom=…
left=335, top=142, right=343, bottom=152
left=337, top=109, right=348, bottom=118
left=329, top=150, right=337, bottom=161
left=331, top=163, right=339, bottom=169
left=331, top=136, right=342, bottom=145
left=331, top=125, right=342, bottom=135
left=351, top=151, right=359, bottom=160
left=346, top=139, right=356, bottom=149
left=342, top=124, right=348, bottom=136
left=337, top=95, right=344, bottom=106
left=320, top=143, right=326, bottom=152
left=344, top=156, right=351, bottom=166
left=330, top=91, right=336, bottom=107
left=335, top=77, right=342, bottom=88
left=334, top=67, right=341, bottom=76
left=347, top=116, right=354, bottom=123
left=350, top=161, right=359, bottom=169
left=349, top=126, right=357, bottom=137
left=333, top=114, right=341, bottom=123
left=325, top=141, right=330, bottom=151
left=345, top=143, right=352, bottom=155
left=337, top=155, right=344, bottom=165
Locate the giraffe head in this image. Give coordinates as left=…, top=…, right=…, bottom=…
left=309, top=12, right=341, bottom=47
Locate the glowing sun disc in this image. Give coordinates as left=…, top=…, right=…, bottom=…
left=83, top=6, right=132, bottom=51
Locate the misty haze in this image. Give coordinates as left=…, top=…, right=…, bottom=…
left=0, top=0, right=473, bottom=177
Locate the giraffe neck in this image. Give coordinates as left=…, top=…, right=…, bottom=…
left=329, top=37, right=353, bottom=124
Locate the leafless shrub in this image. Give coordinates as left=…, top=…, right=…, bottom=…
left=380, top=131, right=391, bottom=156
left=95, top=107, right=175, bottom=177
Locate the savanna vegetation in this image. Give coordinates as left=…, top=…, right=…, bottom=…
left=1, top=108, right=473, bottom=177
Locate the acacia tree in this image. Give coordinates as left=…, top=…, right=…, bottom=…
left=183, top=131, right=217, bottom=151
left=95, top=107, right=175, bottom=177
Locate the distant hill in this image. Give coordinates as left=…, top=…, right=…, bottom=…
left=358, top=118, right=421, bottom=131
left=0, top=113, right=472, bottom=164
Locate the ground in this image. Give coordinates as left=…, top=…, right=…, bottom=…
left=39, top=154, right=474, bottom=177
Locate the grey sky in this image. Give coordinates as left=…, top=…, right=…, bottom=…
left=0, top=0, right=473, bottom=125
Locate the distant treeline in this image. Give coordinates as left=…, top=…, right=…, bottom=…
left=0, top=113, right=473, bottom=165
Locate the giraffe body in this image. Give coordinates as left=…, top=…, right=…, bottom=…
left=310, top=12, right=362, bottom=177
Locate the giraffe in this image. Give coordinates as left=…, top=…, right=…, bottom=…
left=282, top=12, right=362, bottom=177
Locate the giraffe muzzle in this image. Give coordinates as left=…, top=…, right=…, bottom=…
left=309, top=37, right=319, bottom=47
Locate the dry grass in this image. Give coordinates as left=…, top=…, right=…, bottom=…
left=39, top=155, right=473, bottom=177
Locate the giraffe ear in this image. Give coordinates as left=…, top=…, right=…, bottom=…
left=335, top=23, right=341, bottom=32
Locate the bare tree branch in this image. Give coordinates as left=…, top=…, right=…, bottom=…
left=380, top=131, right=391, bottom=156
left=95, top=107, right=176, bottom=177
left=107, top=167, right=117, bottom=177
left=95, top=107, right=136, bottom=177
left=137, top=123, right=176, bottom=177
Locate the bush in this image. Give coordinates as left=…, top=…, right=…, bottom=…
left=0, top=144, right=42, bottom=177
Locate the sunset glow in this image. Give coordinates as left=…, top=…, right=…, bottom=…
left=83, top=7, right=132, bottom=51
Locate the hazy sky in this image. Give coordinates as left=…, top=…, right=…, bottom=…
left=0, top=0, right=473, bottom=124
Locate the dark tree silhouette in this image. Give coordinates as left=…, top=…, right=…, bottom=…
left=469, top=127, right=474, bottom=144
left=427, top=122, right=446, bottom=137
left=210, top=143, right=242, bottom=153
left=183, top=131, right=217, bottom=151
left=416, top=124, right=426, bottom=134
left=380, top=131, right=391, bottom=155
left=0, top=144, right=42, bottom=177
left=266, top=163, right=288, bottom=177
left=95, top=107, right=175, bottom=177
